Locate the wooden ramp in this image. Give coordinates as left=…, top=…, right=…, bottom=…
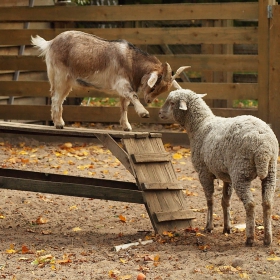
left=0, top=121, right=194, bottom=233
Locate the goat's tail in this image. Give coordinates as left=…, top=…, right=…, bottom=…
left=31, top=35, right=50, bottom=57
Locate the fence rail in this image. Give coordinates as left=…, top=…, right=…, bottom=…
left=0, top=1, right=279, bottom=140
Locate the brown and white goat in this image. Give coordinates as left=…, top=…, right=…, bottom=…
left=31, top=31, right=189, bottom=130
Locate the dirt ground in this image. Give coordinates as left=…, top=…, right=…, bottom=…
left=0, top=124, right=280, bottom=280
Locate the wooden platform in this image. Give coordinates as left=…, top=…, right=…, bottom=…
left=0, top=121, right=195, bottom=233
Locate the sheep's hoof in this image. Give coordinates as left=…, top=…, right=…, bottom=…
left=245, top=238, right=254, bottom=247
left=55, top=125, right=64, bottom=129
left=223, top=228, right=231, bottom=234
left=263, top=238, right=272, bottom=246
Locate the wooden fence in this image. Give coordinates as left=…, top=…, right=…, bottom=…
left=0, top=0, right=279, bottom=140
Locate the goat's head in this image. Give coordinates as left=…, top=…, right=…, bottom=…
left=141, top=63, right=190, bottom=104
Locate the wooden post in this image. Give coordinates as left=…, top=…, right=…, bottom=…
left=268, top=4, right=280, bottom=141
left=258, top=0, right=276, bottom=122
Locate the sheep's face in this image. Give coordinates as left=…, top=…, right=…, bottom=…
left=159, top=89, right=206, bottom=125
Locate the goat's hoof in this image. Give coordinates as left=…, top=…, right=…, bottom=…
left=55, top=125, right=64, bottom=129
left=140, top=112, right=150, bottom=118
left=123, top=127, right=132, bottom=132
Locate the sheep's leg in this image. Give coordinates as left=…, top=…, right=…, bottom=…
left=221, top=182, right=233, bottom=234
left=233, top=180, right=255, bottom=246
left=261, top=162, right=276, bottom=246
left=119, top=97, right=132, bottom=131
left=199, top=171, right=215, bottom=232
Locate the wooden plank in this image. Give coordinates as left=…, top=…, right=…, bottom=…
left=0, top=3, right=258, bottom=22
left=0, top=81, right=258, bottom=100
left=131, top=153, right=170, bottom=163
left=0, top=54, right=258, bottom=72
left=0, top=176, right=144, bottom=204
left=257, top=0, right=276, bottom=122
left=0, top=167, right=138, bottom=191
left=0, top=105, right=258, bottom=123
left=0, top=27, right=258, bottom=45
left=123, top=137, right=194, bottom=233
left=268, top=5, right=280, bottom=141
left=155, top=210, right=195, bottom=222
left=141, top=182, right=183, bottom=191
left=0, top=121, right=149, bottom=140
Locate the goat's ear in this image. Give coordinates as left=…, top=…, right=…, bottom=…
left=198, top=93, right=207, bottom=98
left=147, top=72, right=158, bottom=88
left=179, top=100, right=187, bottom=110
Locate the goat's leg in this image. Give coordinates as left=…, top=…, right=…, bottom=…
left=199, top=170, right=215, bottom=232
left=51, top=82, right=71, bottom=129
left=261, top=162, right=276, bottom=246
left=122, top=91, right=149, bottom=118
left=233, top=180, right=255, bottom=246
left=119, top=97, right=132, bottom=131
left=221, top=182, right=233, bottom=234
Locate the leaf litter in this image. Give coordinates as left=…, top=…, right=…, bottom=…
left=0, top=133, right=279, bottom=279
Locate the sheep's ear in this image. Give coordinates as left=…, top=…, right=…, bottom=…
left=179, top=100, right=187, bottom=111
left=147, top=72, right=158, bottom=88
left=198, top=93, right=207, bottom=98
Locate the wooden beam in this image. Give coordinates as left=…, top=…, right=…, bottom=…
left=0, top=81, right=258, bottom=100
left=94, top=133, right=135, bottom=176
left=0, top=54, right=258, bottom=72
left=0, top=176, right=144, bottom=204
left=268, top=5, right=280, bottom=141
left=0, top=27, right=258, bottom=45
left=0, top=105, right=258, bottom=123
left=0, top=3, right=258, bottom=22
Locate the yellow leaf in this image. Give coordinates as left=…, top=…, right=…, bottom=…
left=162, top=231, right=173, bottom=237
left=239, top=272, right=250, bottom=279
left=35, top=216, right=48, bottom=225
left=267, top=255, right=280, bottom=261
left=120, top=258, right=127, bottom=264
left=69, top=205, right=78, bottom=211
left=196, top=232, right=205, bottom=237
left=54, top=152, right=62, bottom=157
left=272, top=215, right=279, bottom=221
left=6, top=244, right=17, bottom=254
left=172, top=153, right=182, bottom=160
left=62, top=142, right=73, bottom=149
left=72, top=227, right=82, bottom=232
left=0, top=214, right=5, bottom=219
left=63, top=170, right=68, bottom=175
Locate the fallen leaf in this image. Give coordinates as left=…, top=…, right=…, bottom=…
left=172, top=153, right=183, bottom=160
left=72, top=227, right=82, bottom=232
left=119, top=215, right=126, bottom=223
left=35, top=216, right=48, bottom=225
left=267, top=255, right=280, bottom=261
left=6, top=244, right=17, bottom=254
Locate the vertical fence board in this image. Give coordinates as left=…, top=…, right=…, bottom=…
left=258, top=0, right=276, bottom=122
left=269, top=5, right=280, bottom=140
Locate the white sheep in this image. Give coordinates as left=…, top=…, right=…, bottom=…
left=159, top=89, right=279, bottom=246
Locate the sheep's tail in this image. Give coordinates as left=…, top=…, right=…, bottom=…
left=31, top=35, right=50, bottom=57
left=254, top=142, right=277, bottom=180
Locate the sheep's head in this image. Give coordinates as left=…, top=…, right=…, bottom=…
left=141, top=63, right=190, bottom=104
left=159, top=89, right=206, bottom=125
